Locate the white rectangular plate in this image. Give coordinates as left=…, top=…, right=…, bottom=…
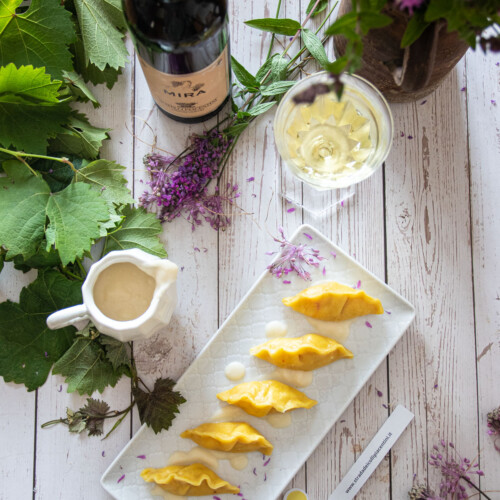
left=101, top=224, right=415, bottom=500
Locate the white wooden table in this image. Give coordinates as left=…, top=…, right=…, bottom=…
left=1, top=2, right=499, bottom=499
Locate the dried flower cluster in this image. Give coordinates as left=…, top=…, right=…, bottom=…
left=408, top=483, right=434, bottom=500
left=267, top=227, right=325, bottom=281
left=140, top=130, right=236, bottom=229
left=487, top=406, right=500, bottom=436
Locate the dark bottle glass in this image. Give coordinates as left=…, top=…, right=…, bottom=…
left=123, top=0, right=231, bottom=123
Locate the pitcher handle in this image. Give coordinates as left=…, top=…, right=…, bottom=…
left=395, top=20, right=444, bottom=92
left=47, top=304, right=89, bottom=330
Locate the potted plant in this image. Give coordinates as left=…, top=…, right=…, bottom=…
left=326, top=0, right=500, bottom=101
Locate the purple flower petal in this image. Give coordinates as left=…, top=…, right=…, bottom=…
left=287, top=208, right=295, bottom=213
left=400, top=131, right=405, bottom=137
left=385, top=310, right=391, bottom=315
left=408, top=135, right=414, bottom=140
left=303, top=232, right=312, bottom=240
left=322, top=266, right=326, bottom=276
left=253, top=467, right=257, bottom=476
left=136, top=455, right=146, bottom=459
left=263, top=458, right=271, bottom=466
left=330, top=251, right=337, bottom=258
left=102, top=451, right=105, bottom=457
left=420, top=100, right=427, bottom=105
left=57, top=385, right=62, bottom=392
left=365, top=321, right=372, bottom=328
left=117, top=474, right=125, bottom=483
left=461, top=86, right=466, bottom=91
left=194, top=247, right=200, bottom=252
left=246, top=177, right=255, bottom=182
left=357, top=280, right=361, bottom=289
left=283, top=280, right=291, bottom=284
left=376, top=389, right=383, bottom=397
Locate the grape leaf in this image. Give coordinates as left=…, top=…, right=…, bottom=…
left=0, top=161, right=50, bottom=260
left=0, top=64, right=71, bottom=153
left=32, top=157, right=88, bottom=193
left=103, top=206, right=167, bottom=258
left=52, top=336, right=122, bottom=395
left=100, top=335, right=131, bottom=372
left=71, top=22, right=122, bottom=89
left=13, top=245, right=61, bottom=272
left=45, top=182, right=111, bottom=266
left=132, top=378, right=186, bottom=434
left=76, top=159, right=133, bottom=205
left=62, top=70, right=100, bottom=108
left=0, top=0, right=76, bottom=78
left=49, top=113, right=109, bottom=160
left=0, top=270, right=82, bottom=391
left=73, top=0, right=128, bottom=71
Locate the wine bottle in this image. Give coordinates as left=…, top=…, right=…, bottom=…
left=123, top=0, right=231, bottom=123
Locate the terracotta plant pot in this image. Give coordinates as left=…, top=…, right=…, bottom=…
left=333, top=0, right=469, bottom=102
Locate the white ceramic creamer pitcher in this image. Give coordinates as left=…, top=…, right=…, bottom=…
left=46, top=249, right=178, bottom=342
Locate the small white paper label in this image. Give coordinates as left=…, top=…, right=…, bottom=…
left=329, top=405, right=414, bottom=500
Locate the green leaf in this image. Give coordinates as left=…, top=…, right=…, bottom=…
left=244, top=18, right=301, bottom=36
left=401, top=11, right=430, bottom=48
left=100, top=335, right=131, bottom=372
left=75, top=159, right=133, bottom=205
left=359, top=12, right=393, bottom=34
left=230, top=56, right=259, bottom=89
left=270, top=55, right=288, bottom=82
left=0, top=161, right=50, bottom=260
left=301, top=28, right=330, bottom=67
left=62, top=71, right=100, bottom=108
left=45, top=182, right=111, bottom=266
left=325, top=12, right=357, bottom=35
left=73, top=0, right=129, bottom=70
left=0, top=64, right=71, bottom=153
left=52, top=337, right=122, bottom=395
left=32, top=157, right=88, bottom=193
left=82, top=398, right=111, bottom=436
left=247, top=101, right=276, bottom=116
left=306, top=0, right=329, bottom=17
left=0, top=270, right=82, bottom=391
left=260, top=80, right=296, bottom=96
left=224, top=122, right=249, bottom=136
left=133, top=378, right=186, bottom=434
left=425, top=0, right=453, bottom=22
left=0, top=0, right=76, bottom=78
left=103, top=206, right=167, bottom=258
left=49, top=113, right=109, bottom=160
left=12, top=245, right=61, bottom=272
left=71, top=24, right=122, bottom=89
left=324, top=57, right=350, bottom=75
left=256, top=56, right=274, bottom=83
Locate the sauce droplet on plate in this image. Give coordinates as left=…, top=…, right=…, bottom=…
left=265, top=320, right=287, bottom=338
left=224, top=361, right=245, bottom=381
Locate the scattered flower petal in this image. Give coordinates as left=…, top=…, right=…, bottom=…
left=408, top=135, right=414, bottom=140
left=253, top=468, right=257, bottom=476
left=376, top=388, right=383, bottom=397
left=420, top=100, right=427, bottom=105
left=322, top=266, right=326, bottom=276
left=246, top=177, right=255, bottom=182
left=461, top=87, right=466, bottom=91
left=136, top=455, right=146, bottom=459
left=117, top=474, right=125, bottom=483
left=400, top=131, right=405, bottom=137
left=303, top=232, right=312, bottom=240
left=287, top=208, right=296, bottom=213
left=263, top=458, right=271, bottom=466
left=194, top=247, right=200, bottom=252
left=57, top=385, right=62, bottom=392
left=357, top=280, right=361, bottom=289
left=283, top=280, right=291, bottom=284
left=330, top=251, right=337, bottom=258
left=102, top=451, right=105, bottom=457
left=365, top=321, right=372, bottom=328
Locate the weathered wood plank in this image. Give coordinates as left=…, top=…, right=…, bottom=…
left=33, top=39, right=135, bottom=500
left=386, top=61, right=479, bottom=498
left=466, top=48, right=500, bottom=494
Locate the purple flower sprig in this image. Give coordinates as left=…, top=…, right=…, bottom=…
left=140, top=129, right=235, bottom=230
left=267, top=227, right=325, bottom=281
left=428, top=440, right=487, bottom=500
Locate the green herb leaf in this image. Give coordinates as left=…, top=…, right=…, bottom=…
left=133, top=378, right=186, bottom=434
left=260, top=80, right=296, bottom=96
left=49, top=113, right=110, bottom=160
left=245, top=18, right=301, bottom=36
left=301, top=28, right=330, bottom=67
left=270, top=55, right=288, bottom=82
left=0, top=0, right=76, bottom=79
left=62, top=71, right=100, bottom=108
left=100, top=335, right=131, bottom=372
left=75, top=159, right=133, bottom=205
left=81, top=398, right=110, bottom=436
left=358, top=12, right=392, bottom=34
left=45, top=182, right=111, bottom=266
left=52, top=336, right=122, bottom=395
left=103, top=206, right=167, bottom=258
left=0, top=161, right=50, bottom=260
left=0, top=270, right=82, bottom=391
left=325, top=12, right=357, bottom=35
left=73, top=0, right=129, bottom=71
left=247, top=101, right=277, bottom=116
left=256, top=56, right=274, bottom=83
left=224, top=122, right=249, bottom=136
left=425, top=0, right=453, bottom=22
left=230, top=56, right=259, bottom=89
left=306, top=0, right=329, bottom=17
left=0, top=64, right=71, bottom=153
left=401, top=11, right=430, bottom=48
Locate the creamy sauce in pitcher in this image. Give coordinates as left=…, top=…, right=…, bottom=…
left=93, top=262, right=156, bottom=321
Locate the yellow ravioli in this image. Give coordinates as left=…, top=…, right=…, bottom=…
left=216, top=380, right=317, bottom=417
left=181, top=422, right=273, bottom=455
left=141, top=463, right=239, bottom=496
left=282, top=281, right=383, bottom=321
left=250, top=333, right=353, bottom=371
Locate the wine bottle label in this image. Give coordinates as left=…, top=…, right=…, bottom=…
left=138, top=45, right=230, bottom=119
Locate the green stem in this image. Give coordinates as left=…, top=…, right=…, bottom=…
left=265, top=0, right=283, bottom=60
left=75, top=257, right=87, bottom=278
left=0, top=147, right=78, bottom=174
left=59, top=266, right=84, bottom=281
